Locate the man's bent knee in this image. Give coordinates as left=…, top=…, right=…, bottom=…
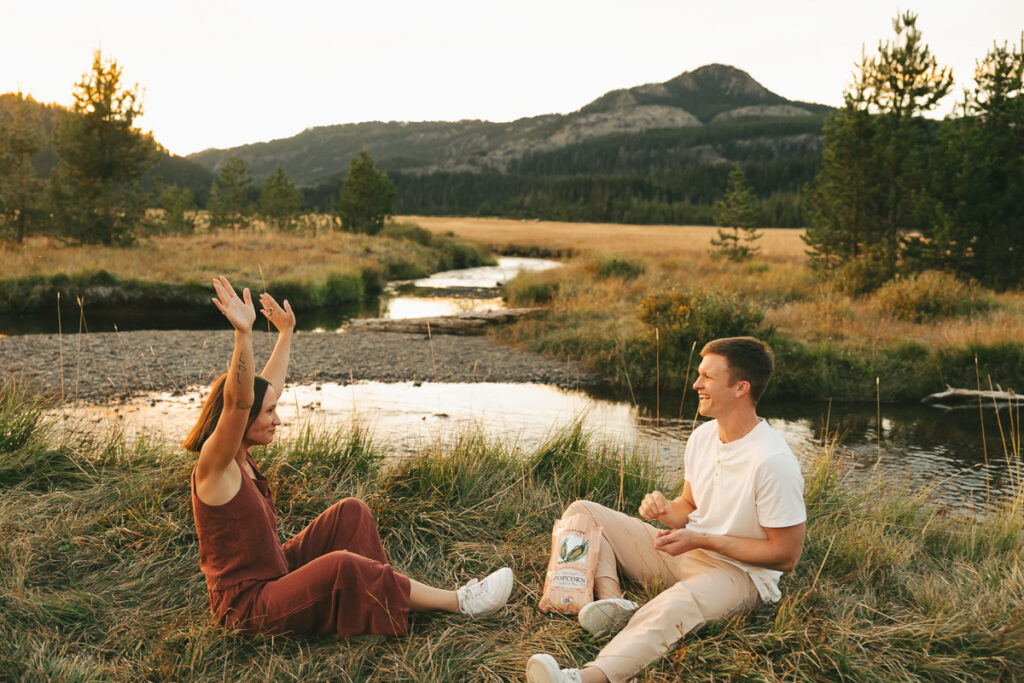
left=564, top=499, right=606, bottom=519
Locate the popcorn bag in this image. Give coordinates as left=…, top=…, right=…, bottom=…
left=538, top=512, right=603, bottom=614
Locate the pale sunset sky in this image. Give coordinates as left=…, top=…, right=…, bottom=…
left=3, top=0, right=1022, bottom=156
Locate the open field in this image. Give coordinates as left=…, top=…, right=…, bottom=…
left=0, top=225, right=485, bottom=285
left=401, top=215, right=809, bottom=263
left=0, top=222, right=490, bottom=313
left=2, top=385, right=1022, bottom=681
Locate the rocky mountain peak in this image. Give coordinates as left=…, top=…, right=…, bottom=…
left=578, top=63, right=789, bottom=122
left=667, top=64, right=773, bottom=99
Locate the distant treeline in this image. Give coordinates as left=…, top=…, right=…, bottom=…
left=388, top=169, right=808, bottom=227
left=305, top=118, right=826, bottom=227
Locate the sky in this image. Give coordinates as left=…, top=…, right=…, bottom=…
left=3, top=0, right=1022, bottom=157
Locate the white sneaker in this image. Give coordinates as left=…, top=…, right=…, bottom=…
left=526, top=654, right=583, bottom=683
left=578, top=598, right=639, bottom=636
left=457, top=567, right=513, bottom=617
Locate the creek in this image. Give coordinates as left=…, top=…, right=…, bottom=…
left=20, top=257, right=1019, bottom=513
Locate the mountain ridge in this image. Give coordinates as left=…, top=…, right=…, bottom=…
left=186, top=64, right=833, bottom=186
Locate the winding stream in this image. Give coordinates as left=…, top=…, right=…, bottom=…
left=21, top=257, right=1021, bottom=512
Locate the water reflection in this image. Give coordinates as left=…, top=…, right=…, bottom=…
left=411, top=257, right=562, bottom=289
left=380, top=297, right=504, bottom=320
left=59, top=380, right=1021, bottom=513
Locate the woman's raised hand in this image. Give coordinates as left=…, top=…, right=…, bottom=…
left=211, top=276, right=256, bottom=332
left=259, top=293, right=295, bottom=333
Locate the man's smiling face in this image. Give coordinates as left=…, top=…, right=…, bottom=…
left=693, top=353, right=741, bottom=418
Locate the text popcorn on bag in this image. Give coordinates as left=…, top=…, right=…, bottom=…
left=538, top=512, right=603, bottom=614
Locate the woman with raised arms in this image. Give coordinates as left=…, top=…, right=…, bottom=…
left=185, top=276, right=512, bottom=638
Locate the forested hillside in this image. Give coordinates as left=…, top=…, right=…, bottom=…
left=191, top=65, right=830, bottom=226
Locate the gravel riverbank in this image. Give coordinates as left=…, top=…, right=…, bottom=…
left=0, top=328, right=601, bottom=402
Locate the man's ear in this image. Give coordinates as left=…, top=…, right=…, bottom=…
left=733, top=380, right=751, bottom=398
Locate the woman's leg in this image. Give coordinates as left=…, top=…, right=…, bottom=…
left=408, top=579, right=459, bottom=612
left=242, top=549, right=411, bottom=638
left=284, top=498, right=388, bottom=570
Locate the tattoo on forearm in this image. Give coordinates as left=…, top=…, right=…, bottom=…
left=236, top=359, right=246, bottom=383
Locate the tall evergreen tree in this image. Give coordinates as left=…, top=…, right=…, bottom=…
left=803, top=12, right=953, bottom=287
left=0, top=93, right=47, bottom=243
left=50, top=49, right=157, bottom=244
left=157, top=184, right=197, bottom=234
left=925, top=39, right=1024, bottom=289
left=210, top=155, right=253, bottom=231
left=337, top=148, right=395, bottom=235
left=259, top=166, right=303, bottom=231
left=710, top=164, right=761, bottom=261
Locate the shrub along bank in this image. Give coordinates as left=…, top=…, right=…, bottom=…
left=500, top=256, right=1024, bottom=402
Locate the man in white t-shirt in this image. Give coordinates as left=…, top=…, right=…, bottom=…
left=527, top=336, right=806, bottom=683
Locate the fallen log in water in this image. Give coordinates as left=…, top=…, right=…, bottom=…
left=922, top=385, right=1019, bottom=410
left=346, top=307, right=541, bottom=336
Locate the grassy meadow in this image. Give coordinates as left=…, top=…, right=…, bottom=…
left=399, top=216, right=1024, bottom=402
left=1, top=384, right=1022, bottom=681
left=0, top=220, right=491, bottom=314
left=401, top=215, right=808, bottom=262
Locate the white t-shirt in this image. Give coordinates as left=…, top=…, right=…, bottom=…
left=683, top=418, right=806, bottom=603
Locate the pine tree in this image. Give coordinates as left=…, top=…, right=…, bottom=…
left=50, top=49, right=157, bottom=244
left=710, top=165, right=761, bottom=261
left=803, top=12, right=953, bottom=287
left=205, top=181, right=228, bottom=229
left=337, top=148, right=395, bottom=234
left=0, top=93, right=46, bottom=243
left=157, top=184, right=197, bottom=234
left=215, top=155, right=253, bottom=231
left=926, top=38, right=1024, bottom=289
left=259, top=166, right=303, bottom=231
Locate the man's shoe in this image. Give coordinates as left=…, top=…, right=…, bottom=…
left=457, top=567, right=513, bottom=617
left=526, top=654, right=583, bottom=683
left=578, top=598, right=639, bottom=636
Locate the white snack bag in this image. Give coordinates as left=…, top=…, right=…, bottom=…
left=538, top=512, right=603, bottom=614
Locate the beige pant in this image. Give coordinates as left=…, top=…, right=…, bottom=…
left=562, top=500, right=760, bottom=683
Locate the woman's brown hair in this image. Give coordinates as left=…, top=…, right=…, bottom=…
left=182, top=373, right=271, bottom=453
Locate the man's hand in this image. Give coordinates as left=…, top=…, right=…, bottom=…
left=639, top=485, right=696, bottom=529
left=639, top=491, right=673, bottom=521
left=653, top=528, right=705, bottom=556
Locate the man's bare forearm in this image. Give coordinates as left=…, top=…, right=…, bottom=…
left=655, top=523, right=806, bottom=571
left=700, top=534, right=798, bottom=571
left=661, top=497, right=695, bottom=529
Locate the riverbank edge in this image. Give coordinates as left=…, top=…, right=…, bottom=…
left=0, top=266, right=394, bottom=316
left=497, top=309, right=1024, bottom=403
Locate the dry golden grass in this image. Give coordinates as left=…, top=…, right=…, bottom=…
left=400, top=215, right=809, bottom=263
left=1, top=227, right=432, bottom=285
left=766, top=286, right=1024, bottom=349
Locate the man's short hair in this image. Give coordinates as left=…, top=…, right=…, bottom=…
left=700, top=336, right=775, bottom=403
